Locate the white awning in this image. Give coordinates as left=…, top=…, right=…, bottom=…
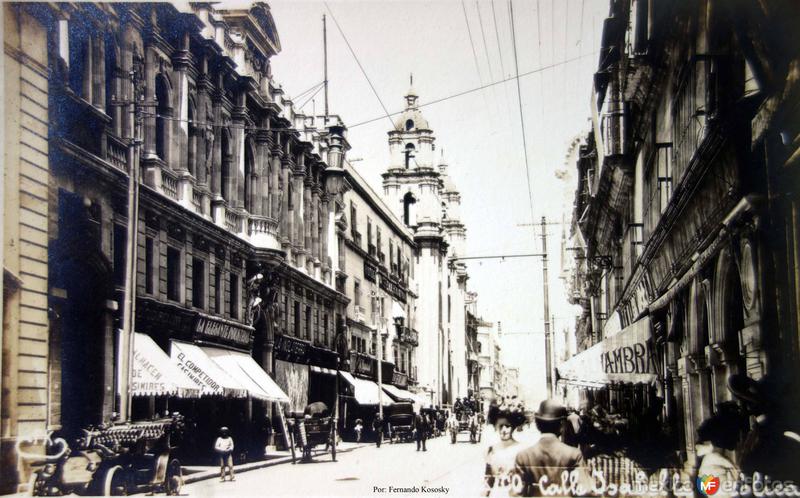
left=339, top=372, right=393, bottom=406
left=201, top=347, right=290, bottom=403
left=128, top=333, right=200, bottom=398
left=391, top=300, right=406, bottom=320
left=381, top=384, right=415, bottom=402
left=170, top=341, right=247, bottom=398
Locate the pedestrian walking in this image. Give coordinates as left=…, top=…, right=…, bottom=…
left=214, top=426, right=235, bottom=482
left=512, top=399, right=590, bottom=496
left=414, top=411, right=429, bottom=451
left=693, top=404, right=743, bottom=497
left=483, top=397, right=526, bottom=497
left=563, top=408, right=583, bottom=448
left=372, top=412, right=384, bottom=448
left=727, top=374, right=800, bottom=484
left=354, top=418, right=364, bottom=442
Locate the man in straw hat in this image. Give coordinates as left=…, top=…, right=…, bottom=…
left=512, top=399, right=589, bottom=496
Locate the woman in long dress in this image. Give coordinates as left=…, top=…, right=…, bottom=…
left=483, top=398, right=527, bottom=497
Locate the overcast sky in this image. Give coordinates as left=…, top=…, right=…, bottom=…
left=267, top=0, right=608, bottom=404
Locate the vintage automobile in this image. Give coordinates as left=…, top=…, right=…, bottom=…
left=287, top=402, right=337, bottom=463
left=384, top=402, right=415, bottom=443
left=24, top=413, right=185, bottom=496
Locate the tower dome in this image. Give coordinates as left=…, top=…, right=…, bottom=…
left=393, top=85, right=430, bottom=131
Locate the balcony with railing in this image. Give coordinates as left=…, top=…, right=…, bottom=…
left=399, top=327, right=419, bottom=346
left=225, top=208, right=243, bottom=233
left=161, top=170, right=179, bottom=201
left=248, top=214, right=280, bottom=248
left=106, top=133, right=128, bottom=172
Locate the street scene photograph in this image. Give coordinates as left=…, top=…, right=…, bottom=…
left=2, top=0, right=800, bottom=496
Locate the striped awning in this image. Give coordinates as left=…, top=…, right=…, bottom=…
left=128, top=333, right=200, bottom=398
left=170, top=341, right=247, bottom=398
left=201, top=347, right=290, bottom=403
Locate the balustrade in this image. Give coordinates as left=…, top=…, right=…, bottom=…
left=106, top=133, right=128, bottom=171
left=161, top=172, right=179, bottom=201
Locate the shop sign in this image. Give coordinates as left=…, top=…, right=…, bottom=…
left=364, top=261, right=377, bottom=283
left=392, top=371, right=408, bottom=388
left=274, top=334, right=310, bottom=361
left=351, top=352, right=375, bottom=378
left=194, top=313, right=253, bottom=349
left=379, top=276, right=407, bottom=304
left=558, top=316, right=656, bottom=384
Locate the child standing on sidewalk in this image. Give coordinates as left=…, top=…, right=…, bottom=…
left=214, top=427, right=235, bottom=482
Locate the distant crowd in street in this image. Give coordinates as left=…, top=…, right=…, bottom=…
left=481, top=374, right=800, bottom=497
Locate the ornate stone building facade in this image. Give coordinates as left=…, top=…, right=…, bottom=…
left=1, top=2, right=356, bottom=492
left=559, top=0, right=800, bottom=468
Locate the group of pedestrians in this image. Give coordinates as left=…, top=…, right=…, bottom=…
left=483, top=396, right=587, bottom=497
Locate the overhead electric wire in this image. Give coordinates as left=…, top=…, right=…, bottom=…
left=347, top=53, right=596, bottom=128
left=137, top=53, right=598, bottom=133
left=323, top=2, right=398, bottom=131
left=290, top=80, right=325, bottom=103
left=462, top=0, right=485, bottom=88
left=298, top=84, right=325, bottom=110
left=508, top=0, right=536, bottom=227
left=475, top=1, right=496, bottom=90
left=490, top=0, right=515, bottom=126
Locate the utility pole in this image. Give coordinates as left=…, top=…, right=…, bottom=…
left=323, top=14, right=329, bottom=118
left=373, top=286, right=385, bottom=420
left=119, top=68, right=143, bottom=423
left=541, top=216, right=553, bottom=397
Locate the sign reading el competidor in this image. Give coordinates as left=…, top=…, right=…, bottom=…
left=194, top=314, right=254, bottom=349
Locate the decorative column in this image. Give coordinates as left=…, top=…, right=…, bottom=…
left=293, top=158, right=307, bottom=270
left=92, top=34, right=105, bottom=110
left=320, top=194, right=331, bottom=282
left=256, top=129, right=272, bottom=217
left=281, top=146, right=293, bottom=253
left=173, top=31, right=194, bottom=210
left=311, top=184, right=321, bottom=271
left=232, top=92, right=247, bottom=212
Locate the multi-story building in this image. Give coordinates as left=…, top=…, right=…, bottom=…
left=381, top=86, right=472, bottom=407
left=477, top=320, right=502, bottom=404
left=465, top=291, right=481, bottom=397
left=335, top=158, right=419, bottom=427
left=559, top=0, right=800, bottom=468
left=0, top=2, right=357, bottom=492
left=2, top=4, right=53, bottom=491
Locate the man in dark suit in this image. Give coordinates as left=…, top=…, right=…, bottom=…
left=414, top=411, right=429, bottom=451
left=512, top=399, right=589, bottom=496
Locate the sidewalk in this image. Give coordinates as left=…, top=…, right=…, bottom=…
left=182, top=441, right=373, bottom=484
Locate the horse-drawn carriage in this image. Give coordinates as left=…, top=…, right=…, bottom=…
left=449, top=409, right=482, bottom=444
left=385, top=402, right=414, bottom=443
left=286, top=402, right=337, bottom=463
left=24, top=413, right=185, bottom=496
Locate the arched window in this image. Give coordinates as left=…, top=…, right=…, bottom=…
left=244, top=140, right=255, bottom=213
left=155, top=73, right=171, bottom=161
left=403, top=192, right=417, bottom=226
left=187, top=98, right=197, bottom=176
left=404, top=143, right=415, bottom=169
left=221, top=130, right=232, bottom=203
left=405, top=119, right=414, bottom=131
